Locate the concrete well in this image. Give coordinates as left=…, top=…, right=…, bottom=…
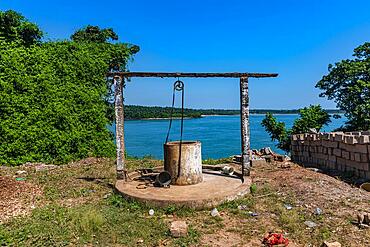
left=164, top=141, right=203, bottom=185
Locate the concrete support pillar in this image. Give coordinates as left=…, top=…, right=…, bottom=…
left=240, top=76, right=250, bottom=178
left=114, top=76, right=126, bottom=180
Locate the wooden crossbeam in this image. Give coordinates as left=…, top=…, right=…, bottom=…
left=108, top=72, right=278, bottom=78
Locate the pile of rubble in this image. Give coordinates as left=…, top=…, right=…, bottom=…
left=232, top=147, right=290, bottom=164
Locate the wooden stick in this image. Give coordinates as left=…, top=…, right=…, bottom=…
left=114, top=76, right=126, bottom=180
left=240, top=77, right=250, bottom=178
left=107, top=72, right=278, bottom=78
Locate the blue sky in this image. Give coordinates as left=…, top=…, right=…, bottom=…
left=2, top=0, right=370, bottom=109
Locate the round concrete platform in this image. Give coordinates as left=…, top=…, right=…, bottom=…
left=115, top=168, right=252, bottom=209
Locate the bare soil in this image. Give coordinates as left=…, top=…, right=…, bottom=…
left=0, top=175, right=42, bottom=223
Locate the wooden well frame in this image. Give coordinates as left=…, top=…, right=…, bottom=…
left=107, top=72, right=278, bottom=182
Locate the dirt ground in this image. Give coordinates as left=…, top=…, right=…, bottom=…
left=0, top=175, right=42, bottom=223
left=196, top=161, right=370, bottom=246
left=0, top=158, right=369, bottom=246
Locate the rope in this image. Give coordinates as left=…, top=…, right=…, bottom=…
left=165, top=79, right=185, bottom=179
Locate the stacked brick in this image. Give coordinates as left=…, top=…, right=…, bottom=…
left=291, top=131, right=370, bottom=179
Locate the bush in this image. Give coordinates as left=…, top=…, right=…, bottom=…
left=262, top=105, right=331, bottom=153
left=0, top=41, right=135, bottom=165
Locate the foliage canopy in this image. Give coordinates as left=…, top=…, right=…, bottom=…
left=0, top=10, right=43, bottom=46
left=262, top=105, right=331, bottom=152
left=0, top=10, right=139, bottom=165
left=316, top=42, right=370, bottom=131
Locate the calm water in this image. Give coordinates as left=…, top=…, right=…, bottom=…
left=111, top=114, right=346, bottom=159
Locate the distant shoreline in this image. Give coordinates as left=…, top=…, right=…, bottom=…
left=124, top=105, right=344, bottom=120
left=126, top=113, right=344, bottom=121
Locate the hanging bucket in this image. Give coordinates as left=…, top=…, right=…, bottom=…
left=164, top=141, right=203, bottom=185
left=155, top=171, right=172, bottom=187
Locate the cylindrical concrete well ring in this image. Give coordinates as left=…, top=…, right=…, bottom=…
left=164, top=141, right=203, bottom=185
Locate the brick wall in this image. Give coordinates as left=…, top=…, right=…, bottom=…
left=291, top=131, right=370, bottom=179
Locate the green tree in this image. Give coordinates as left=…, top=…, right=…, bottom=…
left=71, top=25, right=118, bottom=43
left=0, top=10, right=139, bottom=165
left=71, top=25, right=139, bottom=72
left=262, top=105, right=331, bottom=153
left=0, top=10, right=43, bottom=46
left=316, top=42, right=370, bottom=131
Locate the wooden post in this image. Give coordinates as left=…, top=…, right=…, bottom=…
left=114, top=76, right=126, bottom=180
left=240, top=76, right=250, bottom=178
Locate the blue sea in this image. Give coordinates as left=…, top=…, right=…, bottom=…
left=110, top=114, right=346, bottom=159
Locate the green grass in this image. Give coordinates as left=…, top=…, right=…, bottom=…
left=0, top=194, right=200, bottom=247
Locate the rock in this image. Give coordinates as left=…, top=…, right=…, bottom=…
left=35, top=164, right=57, bottom=172
left=357, top=213, right=364, bottom=224
left=274, top=154, right=285, bottom=162
left=304, top=220, right=317, bottom=228
left=307, top=167, right=322, bottom=172
left=247, top=211, right=258, bottom=217
left=262, top=147, right=273, bottom=155
left=364, top=213, right=370, bottom=225
left=314, top=207, right=323, bottom=215
left=210, top=208, right=219, bottom=217
left=357, top=212, right=370, bottom=225
left=321, top=241, right=341, bottom=247
left=237, top=205, right=248, bottom=210
left=170, top=221, right=188, bottom=237
left=359, top=223, right=370, bottom=229
left=103, top=193, right=111, bottom=199
left=284, top=204, right=293, bottom=210
left=16, top=170, right=27, bottom=175
left=137, top=239, right=144, bottom=244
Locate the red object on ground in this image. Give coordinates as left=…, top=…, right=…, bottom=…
left=263, top=233, right=289, bottom=246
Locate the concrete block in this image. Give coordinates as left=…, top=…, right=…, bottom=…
left=329, top=133, right=337, bottom=141
left=339, top=142, right=347, bottom=150
left=333, top=148, right=342, bottom=157
left=354, top=144, right=368, bottom=154
left=354, top=153, right=361, bottom=162
left=362, top=163, right=369, bottom=171
left=322, top=140, right=338, bottom=148
left=357, top=135, right=370, bottom=144
left=360, top=153, right=369, bottom=163
left=342, top=151, right=350, bottom=160
left=337, top=157, right=346, bottom=166
left=170, top=221, right=188, bottom=237
left=334, top=133, right=345, bottom=142
left=343, top=143, right=352, bottom=152
left=328, top=155, right=337, bottom=162
left=351, top=131, right=361, bottom=136
left=345, top=135, right=358, bottom=144
left=350, top=152, right=356, bottom=161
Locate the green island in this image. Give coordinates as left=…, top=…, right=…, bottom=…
left=124, top=105, right=344, bottom=120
